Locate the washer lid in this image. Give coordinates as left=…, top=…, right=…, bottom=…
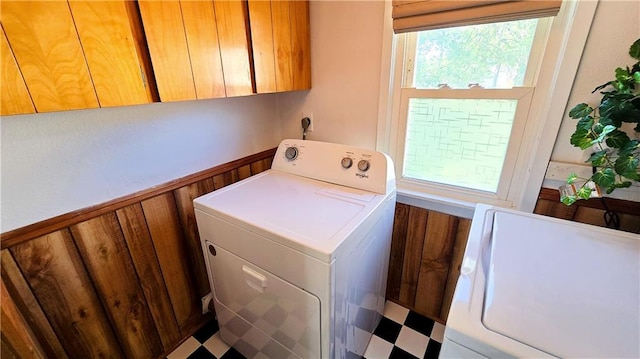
left=482, top=211, right=640, bottom=358
left=194, top=170, right=387, bottom=259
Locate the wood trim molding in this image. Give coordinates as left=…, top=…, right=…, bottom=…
left=1, top=148, right=277, bottom=249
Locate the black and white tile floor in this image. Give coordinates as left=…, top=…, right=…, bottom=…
left=167, top=301, right=445, bottom=359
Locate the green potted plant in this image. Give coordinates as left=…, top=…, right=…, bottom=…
left=561, top=38, right=640, bottom=205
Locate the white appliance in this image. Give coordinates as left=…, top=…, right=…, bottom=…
left=442, top=204, right=640, bottom=358
left=194, top=139, right=396, bottom=359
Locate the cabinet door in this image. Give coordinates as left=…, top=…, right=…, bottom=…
left=0, top=28, right=35, bottom=116
left=68, top=1, right=157, bottom=107
left=1, top=1, right=99, bottom=112
left=249, top=0, right=311, bottom=93
left=138, top=0, right=196, bottom=102
left=213, top=0, right=253, bottom=96
left=180, top=1, right=227, bottom=99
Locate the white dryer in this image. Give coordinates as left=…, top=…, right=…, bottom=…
left=194, top=139, right=396, bottom=359
left=442, top=204, right=640, bottom=358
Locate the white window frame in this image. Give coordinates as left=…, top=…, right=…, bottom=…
left=376, top=0, right=599, bottom=217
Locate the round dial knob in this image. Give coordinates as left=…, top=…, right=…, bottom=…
left=284, top=146, right=298, bottom=160
left=341, top=157, right=353, bottom=169
left=357, top=159, right=370, bottom=172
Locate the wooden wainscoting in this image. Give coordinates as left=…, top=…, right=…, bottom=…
left=0, top=149, right=275, bottom=359
left=386, top=203, right=472, bottom=324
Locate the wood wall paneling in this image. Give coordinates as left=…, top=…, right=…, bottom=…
left=386, top=203, right=410, bottom=301
left=399, top=207, right=428, bottom=308
left=440, top=218, right=471, bottom=319
left=1, top=1, right=99, bottom=112
left=173, top=178, right=216, bottom=299
left=116, top=204, right=182, bottom=349
left=213, top=169, right=240, bottom=190
left=1, top=250, right=68, bottom=358
left=141, top=193, right=201, bottom=334
left=388, top=204, right=472, bottom=323
left=70, top=213, right=163, bottom=358
left=414, top=212, right=458, bottom=318
left=10, top=230, right=123, bottom=358
left=1, top=274, right=47, bottom=359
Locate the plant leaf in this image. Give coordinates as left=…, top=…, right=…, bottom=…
left=590, top=125, right=616, bottom=146
left=629, top=38, right=640, bottom=60
left=614, top=155, right=639, bottom=178
left=586, top=150, right=608, bottom=167
left=569, top=103, right=593, bottom=118
left=561, top=194, right=577, bottom=206
left=605, top=129, right=630, bottom=148
left=570, top=128, right=594, bottom=149
left=614, top=181, right=633, bottom=189
left=591, top=168, right=616, bottom=189
left=576, top=186, right=592, bottom=200
left=618, top=140, right=640, bottom=157
left=567, top=173, right=578, bottom=184
left=576, top=116, right=594, bottom=131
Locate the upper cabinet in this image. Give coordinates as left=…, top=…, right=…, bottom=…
left=138, top=0, right=253, bottom=101
left=249, top=0, right=311, bottom=93
left=0, top=0, right=310, bottom=115
left=0, top=1, right=156, bottom=115
left=139, top=0, right=311, bottom=101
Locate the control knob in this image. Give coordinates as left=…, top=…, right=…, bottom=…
left=285, top=146, right=298, bottom=160
left=341, top=157, right=353, bottom=169
left=358, top=160, right=370, bottom=172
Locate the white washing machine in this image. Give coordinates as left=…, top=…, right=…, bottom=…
left=442, top=204, right=640, bottom=358
left=194, top=139, right=396, bottom=359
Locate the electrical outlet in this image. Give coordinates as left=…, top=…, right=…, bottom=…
left=303, top=112, right=314, bottom=132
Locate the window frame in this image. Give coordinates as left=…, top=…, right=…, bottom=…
left=376, top=0, right=599, bottom=215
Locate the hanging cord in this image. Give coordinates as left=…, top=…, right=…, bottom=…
left=591, top=158, right=620, bottom=229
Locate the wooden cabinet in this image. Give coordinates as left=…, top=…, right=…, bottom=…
left=138, top=0, right=253, bottom=101
left=248, top=0, right=311, bottom=93
left=1, top=0, right=310, bottom=115
left=139, top=0, right=311, bottom=101
left=0, top=1, right=156, bottom=115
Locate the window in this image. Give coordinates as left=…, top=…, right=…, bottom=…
left=378, top=1, right=598, bottom=211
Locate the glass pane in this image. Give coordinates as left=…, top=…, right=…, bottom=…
left=403, top=98, right=517, bottom=192
left=413, top=19, right=537, bottom=89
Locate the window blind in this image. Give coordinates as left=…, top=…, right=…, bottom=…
left=392, top=0, right=562, bottom=33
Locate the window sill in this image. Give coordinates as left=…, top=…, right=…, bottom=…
left=396, top=187, right=476, bottom=219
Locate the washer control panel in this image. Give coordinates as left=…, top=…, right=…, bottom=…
left=273, top=139, right=395, bottom=194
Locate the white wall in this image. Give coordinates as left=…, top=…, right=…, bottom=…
left=278, top=0, right=385, bottom=149
left=544, top=0, right=640, bottom=200
left=551, top=0, right=640, bottom=164
left=1, top=95, right=285, bottom=232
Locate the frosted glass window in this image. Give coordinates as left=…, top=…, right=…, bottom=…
left=403, top=98, right=517, bottom=192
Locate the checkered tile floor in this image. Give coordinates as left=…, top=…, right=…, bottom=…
left=167, top=300, right=444, bottom=359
